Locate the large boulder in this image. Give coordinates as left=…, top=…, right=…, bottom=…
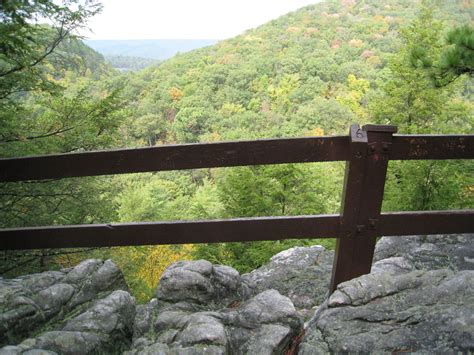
left=374, top=234, right=474, bottom=272
left=300, top=268, right=474, bottom=353
left=128, top=261, right=303, bottom=354
left=0, top=259, right=129, bottom=347
left=1, top=290, right=136, bottom=354
left=128, top=290, right=302, bottom=355
left=242, top=245, right=334, bottom=319
left=156, top=260, right=252, bottom=310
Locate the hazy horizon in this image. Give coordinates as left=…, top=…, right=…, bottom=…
left=84, top=39, right=221, bottom=60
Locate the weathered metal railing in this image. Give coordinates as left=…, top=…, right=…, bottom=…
left=1, top=124, right=473, bottom=292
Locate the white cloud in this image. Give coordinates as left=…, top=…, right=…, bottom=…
left=82, top=0, right=320, bottom=39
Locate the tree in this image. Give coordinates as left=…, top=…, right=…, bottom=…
left=336, top=74, right=370, bottom=121
left=370, top=3, right=473, bottom=212
left=0, top=0, right=102, bottom=101
left=370, top=4, right=449, bottom=133
left=172, top=106, right=215, bottom=143
left=411, top=25, right=474, bottom=87
left=0, top=1, right=129, bottom=276
left=193, top=164, right=341, bottom=272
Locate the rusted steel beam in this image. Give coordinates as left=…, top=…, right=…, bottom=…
left=0, top=214, right=340, bottom=250
left=379, top=210, right=474, bottom=236
left=391, top=135, right=474, bottom=160
left=1, top=209, right=472, bottom=251
left=0, top=136, right=349, bottom=182
left=329, top=124, right=397, bottom=293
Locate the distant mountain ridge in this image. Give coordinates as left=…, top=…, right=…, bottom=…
left=84, top=39, right=220, bottom=60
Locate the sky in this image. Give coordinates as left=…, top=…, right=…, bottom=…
left=83, top=0, right=320, bottom=40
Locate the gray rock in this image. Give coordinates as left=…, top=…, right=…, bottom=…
left=131, top=343, right=226, bottom=355
left=9, top=290, right=136, bottom=354
left=133, top=298, right=159, bottom=339
left=0, top=259, right=129, bottom=349
left=297, top=326, right=329, bottom=355
left=20, top=350, right=57, bottom=355
left=156, top=260, right=252, bottom=309
left=242, top=245, right=334, bottom=318
left=62, top=290, right=135, bottom=334
left=374, top=234, right=474, bottom=272
left=176, top=314, right=227, bottom=346
left=35, top=284, right=75, bottom=314
left=226, top=289, right=302, bottom=354
left=371, top=256, right=415, bottom=275
left=15, top=331, right=104, bottom=355
left=128, top=262, right=302, bottom=354
left=0, top=345, right=58, bottom=355
left=235, top=289, right=301, bottom=328
left=300, top=269, right=474, bottom=353
left=247, top=324, right=295, bottom=354
left=4, top=233, right=471, bottom=354
left=67, top=259, right=128, bottom=308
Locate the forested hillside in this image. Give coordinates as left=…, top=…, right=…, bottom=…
left=104, top=55, right=159, bottom=71
left=1, top=0, right=472, bottom=301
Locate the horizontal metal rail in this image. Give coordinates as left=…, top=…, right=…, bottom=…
left=1, top=210, right=472, bottom=251
left=379, top=210, right=474, bottom=236
left=1, top=134, right=473, bottom=182
left=0, top=215, right=340, bottom=250
left=1, top=124, right=473, bottom=293
left=391, top=135, right=474, bottom=160
left=0, top=136, right=349, bottom=182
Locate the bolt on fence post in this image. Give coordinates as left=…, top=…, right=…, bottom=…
left=329, top=123, right=397, bottom=293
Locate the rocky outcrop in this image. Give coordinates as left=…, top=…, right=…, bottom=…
left=2, top=290, right=136, bottom=354
left=299, top=234, right=474, bottom=353
left=156, top=260, right=252, bottom=310
left=374, top=234, right=474, bottom=272
left=0, top=259, right=303, bottom=354
left=128, top=290, right=302, bottom=354
left=243, top=245, right=334, bottom=319
left=128, top=260, right=303, bottom=354
left=299, top=269, right=474, bottom=353
left=0, top=259, right=129, bottom=348
left=0, top=234, right=472, bottom=354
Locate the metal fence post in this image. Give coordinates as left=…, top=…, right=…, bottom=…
left=329, top=124, right=397, bottom=293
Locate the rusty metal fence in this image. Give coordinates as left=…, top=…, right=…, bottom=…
left=1, top=124, right=473, bottom=291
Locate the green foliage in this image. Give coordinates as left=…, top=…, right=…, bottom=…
left=411, top=24, right=474, bottom=86
left=83, top=244, right=194, bottom=303
left=105, top=55, right=159, bottom=71
left=370, top=4, right=449, bottom=132
left=384, top=161, right=473, bottom=211
left=116, top=174, right=193, bottom=222
left=371, top=3, right=473, bottom=212
left=2, top=0, right=473, bottom=298
left=193, top=239, right=336, bottom=274
left=0, top=0, right=102, bottom=101
left=439, top=26, right=473, bottom=79
left=217, top=164, right=341, bottom=217
left=172, top=106, right=215, bottom=142
left=0, top=1, right=126, bottom=277
left=0, top=74, right=127, bottom=228
left=192, top=163, right=342, bottom=273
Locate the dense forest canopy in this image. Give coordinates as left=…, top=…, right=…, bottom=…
left=103, top=55, right=160, bottom=72
left=1, top=0, right=472, bottom=301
